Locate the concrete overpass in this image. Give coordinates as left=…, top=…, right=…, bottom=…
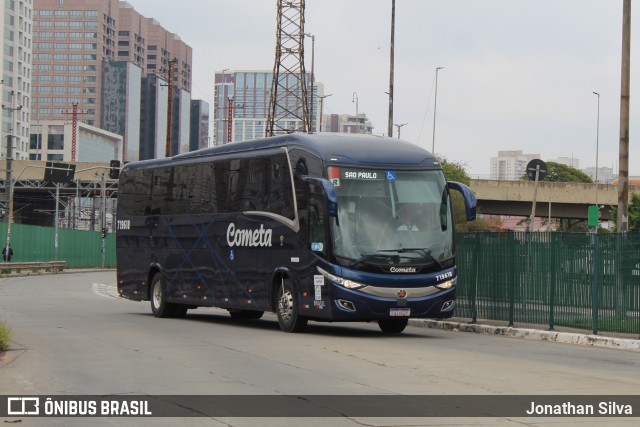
left=470, top=179, right=640, bottom=220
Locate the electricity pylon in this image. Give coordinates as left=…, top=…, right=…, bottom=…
left=266, top=0, right=310, bottom=136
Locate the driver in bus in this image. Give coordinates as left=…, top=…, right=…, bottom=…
left=397, top=207, right=419, bottom=231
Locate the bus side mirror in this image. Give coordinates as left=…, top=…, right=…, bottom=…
left=303, top=176, right=339, bottom=220
left=447, top=181, right=477, bottom=221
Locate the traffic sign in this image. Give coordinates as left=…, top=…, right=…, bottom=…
left=526, top=159, right=547, bottom=181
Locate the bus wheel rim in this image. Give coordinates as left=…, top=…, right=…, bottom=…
left=153, top=282, right=162, bottom=308
left=279, top=290, right=293, bottom=322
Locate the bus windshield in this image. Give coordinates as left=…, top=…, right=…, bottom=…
left=329, top=167, right=453, bottom=269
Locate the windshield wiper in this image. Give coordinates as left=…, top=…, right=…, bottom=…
left=377, top=248, right=444, bottom=269
left=349, top=253, right=410, bottom=268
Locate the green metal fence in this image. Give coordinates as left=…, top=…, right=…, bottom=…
left=2, top=223, right=638, bottom=336
left=0, top=223, right=115, bottom=268
left=456, top=232, right=640, bottom=336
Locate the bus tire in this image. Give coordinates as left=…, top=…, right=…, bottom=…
left=378, top=318, right=408, bottom=333
left=172, top=305, right=188, bottom=318
left=229, top=309, right=264, bottom=320
left=150, top=273, right=183, bottom=318
left=276, top=279, right=307, bottom=333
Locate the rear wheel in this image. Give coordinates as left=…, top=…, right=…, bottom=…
left=276, top=279, right=307, bottom=333
left=150, top=273, right=187, bottom=318
left=378, top=318, right=408, bottom=333
left=228, top=309, right=264, bottom=320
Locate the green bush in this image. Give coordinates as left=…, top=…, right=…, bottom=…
left=0, top=321, right=11, bottom=351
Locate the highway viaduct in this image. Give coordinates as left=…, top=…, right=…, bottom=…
left=470, top=179, right=640, bottom=221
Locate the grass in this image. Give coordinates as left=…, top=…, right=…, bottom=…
left=0, top=321, right=11, bottom=351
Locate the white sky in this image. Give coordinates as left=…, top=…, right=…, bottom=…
left=126, top=0, right=640, bottom=177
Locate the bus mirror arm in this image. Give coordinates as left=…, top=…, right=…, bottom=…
left=303, top=176, right=339, bottom=225
left=447, top=181, right=477, bottom=221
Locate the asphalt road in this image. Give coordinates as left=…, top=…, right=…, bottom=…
left=0, top=271, right=639, bottom=426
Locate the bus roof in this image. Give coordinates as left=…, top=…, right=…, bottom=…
left=125, top=133, right=440, bottom=170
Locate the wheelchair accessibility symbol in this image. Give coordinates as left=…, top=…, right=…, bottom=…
left=386, top=171, right=396, bottom=182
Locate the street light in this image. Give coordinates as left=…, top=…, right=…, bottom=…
left=387, top=0, right=395, bottom=138
left=317, top=94, right=332, bottom=132
left=305, top=33, right=315, bottom=132
left=217, top=69, right=229, bottom=145
left=1, top=90, right=22, bottom=258
left=432, top=66, right=444, bottom=154
left=593, top=91, right=600, bottom=231
left=352, top=92, right=359, bottom=117
left=394, top=123, right=407, bottom=139
left=593, top=92, right=600, bottom=190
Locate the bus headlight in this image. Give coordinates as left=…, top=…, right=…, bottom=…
left=435, top=277, right=457, bottom=290
left=317, top=267, right=367, bottom=290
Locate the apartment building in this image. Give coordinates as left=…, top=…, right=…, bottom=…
left=32, top=0, right=192, bottom=161
left=2, top=0, right=34, bottom=160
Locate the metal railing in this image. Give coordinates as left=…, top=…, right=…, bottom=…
left=0, top=223, right=115, bottom=268
left=456, top=232, right=640, bottom=336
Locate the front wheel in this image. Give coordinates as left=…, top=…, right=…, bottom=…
left=378, top=318, right=408, bottom=334
left=276, top=279, right=307, bottom=333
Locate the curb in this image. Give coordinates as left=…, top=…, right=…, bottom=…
left=410, top=319, right=640, bottom=352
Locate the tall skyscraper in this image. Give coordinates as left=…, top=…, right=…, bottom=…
left=190, top=100, right=209, bottom=151
left=213, top=70, right=321, bottom=146
left=32, top=0, right=192, bottom=160
left=117, top=2, right=191, bottom=93
left=2, top=0, right=33, bottom=161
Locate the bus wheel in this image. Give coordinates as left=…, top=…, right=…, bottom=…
left=150, top=273, right=184, bottom=318
left=277, top=279, right=307, bottom=333
left=378, top=318, right=408, bottom=333
left=229, top=309, right=264, bottom=320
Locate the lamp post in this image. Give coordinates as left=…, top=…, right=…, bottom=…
left=317, top=94, right=332, bottom=132
left=432, top=66, right=444, bottom=154
left=217, top=69, right=229, bottom=145
left=593, top=91, right=600, bottom=230
left=387, top=0, right=395, bottom=138
left=305, top=33, right=315, bottom=132
left=593, top=92, right=600, bottom=194
left=1, top=90, right=22, bottom=259
left=394, top=122, right=407, bottom=139
left=352, top=92, right=358, bottom=117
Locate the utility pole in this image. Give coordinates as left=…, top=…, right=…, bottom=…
left=305, top=33, right=315, bottom=133
left=2, top=90, right=22, bottom=256
left=617, top=0, right=631, bottom=232
left=62, top=103, right=87, bottom=161
left=165, top=58, right=177, bottom=158
left=387, top=0, right=395, bottom=138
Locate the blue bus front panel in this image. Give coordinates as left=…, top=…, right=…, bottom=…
left=295, top=264, right=457, bottom=321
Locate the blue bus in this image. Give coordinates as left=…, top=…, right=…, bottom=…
left=116, top=133, right=476, bottom=333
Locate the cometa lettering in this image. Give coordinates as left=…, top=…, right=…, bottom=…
left=227, top=223, right=273, bottom=248
left=389, top=266, right=417, bottom=273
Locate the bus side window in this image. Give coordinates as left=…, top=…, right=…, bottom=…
left=308, top=193, right=327, bottom=257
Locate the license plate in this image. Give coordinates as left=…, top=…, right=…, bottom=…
left=389, top=308, right=411, bottom=317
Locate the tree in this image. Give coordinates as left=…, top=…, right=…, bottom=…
left=441, top=159, right=494, bottom=232
left=610, top=193, right=640, bottom=232
left=523, top=161, right=593, bottom=183
left=441, top=159, right=471, bottom=185
left=522, top=162, right=594, bottom=231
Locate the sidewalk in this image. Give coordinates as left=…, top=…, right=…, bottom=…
left=411, top=318, right=640, bottom=352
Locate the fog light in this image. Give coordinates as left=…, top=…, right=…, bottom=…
left=441, top=300, right=455, bottom=311
left=336, top=299, right=356, bottom=312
